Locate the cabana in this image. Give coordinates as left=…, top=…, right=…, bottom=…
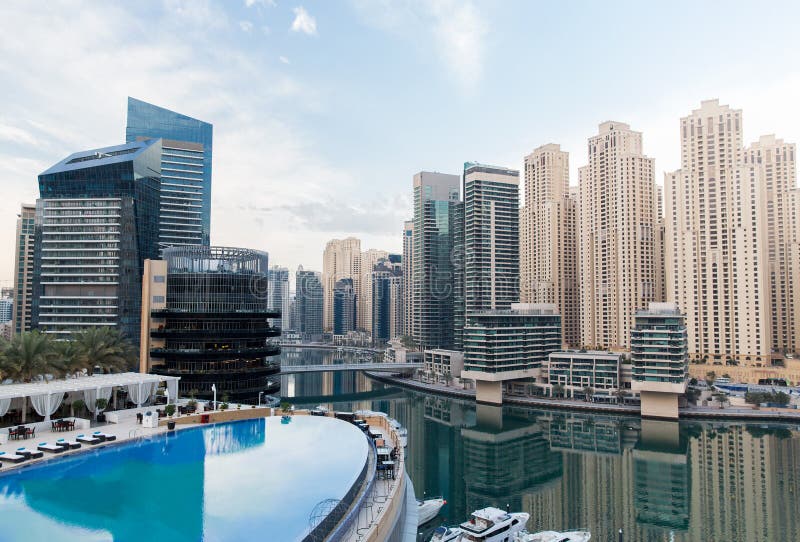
left=0, top=373, right=180, bottom=422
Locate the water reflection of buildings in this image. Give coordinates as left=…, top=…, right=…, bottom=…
left=461, top=405, right=563, bottom=515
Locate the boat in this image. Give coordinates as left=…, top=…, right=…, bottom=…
left=515, top=530, right=591, bottom=542
left=430, top=526, right=463, bottom=541
left=312, top=405, right=329, bottom=414
left=458, top=507, right=529, bottom=542
left=418, top=497, right=446, bottom=525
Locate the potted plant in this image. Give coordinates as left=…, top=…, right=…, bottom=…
left=95, top=398, right=109, bottom=422
left=280, top=401, right=292, bottom=414
left=186, top=399, right=198, bottom=413
left=220, top=402, right=229, bottom=411
left=72, top=399, right=86, bottom=418
left=165, top=404, right=176, bottom=417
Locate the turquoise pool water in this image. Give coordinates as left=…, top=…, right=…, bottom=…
left=0, top=416, right=369, bottom=542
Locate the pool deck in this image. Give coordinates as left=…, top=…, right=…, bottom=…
left=0, top=416, right=170, bottom=473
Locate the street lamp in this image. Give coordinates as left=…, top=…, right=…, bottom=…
left=211, top=383, right=217, bottom=411
left=258, top=391, right=264, bottom=407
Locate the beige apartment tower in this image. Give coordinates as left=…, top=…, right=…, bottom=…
left=322, top=237, right=361, bottom=332
left=12, top=203, right=36, bottom=336
left=358, top=248, right=389, bottom=333
left=664, top=100, right=799, bottom=365
left=520, top=144, right=579, bottom=347
left=402, top=220, right=414, bottom=337
left=579, top=122, right=660, bottom=350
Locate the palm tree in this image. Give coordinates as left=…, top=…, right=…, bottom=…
left=52, top=339, right=82, bottom=377
left=71, top=327, right=137, bottom=375
left=3, top=330, right=58, bottom=423
left=3, top=330, right=58, bottom=382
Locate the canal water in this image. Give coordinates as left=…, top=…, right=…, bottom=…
left=280, top=347, right=800, bottom=541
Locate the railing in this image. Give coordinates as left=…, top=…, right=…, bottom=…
left=324, top=434, right=378, bottom=542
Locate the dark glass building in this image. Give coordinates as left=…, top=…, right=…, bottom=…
left=32, top=139, right=162, bottom=339
left=145, top=246, right=281, bottom=402
left=295, top=266, right=323, bottom=339
left=126, top=97, right=213, bottom=250
left=333, top=278, right=356, bottom=336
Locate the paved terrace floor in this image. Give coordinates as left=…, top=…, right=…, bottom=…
left=0, top=416, right=170, bottom=473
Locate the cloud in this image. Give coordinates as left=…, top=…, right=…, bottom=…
left=239, top=20, right=254, bottom=32
left=351, top=0, right=486, bottom=93
left=279, top=55, right=290, bottom=64
left=0, top=122, right=38, bottom=145
left=245, top=0, right=276, bottom=7
left=291, top=6, right=317, bottom=35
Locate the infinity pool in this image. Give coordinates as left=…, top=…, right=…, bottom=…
left=0, top=416, right=369, bottom=542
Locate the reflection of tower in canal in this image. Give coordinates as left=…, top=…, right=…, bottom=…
left=461, top=405, right=563, bottom=514
left=688, top=424, right=800, bottom=542
left=632, top=420, right=690, bottom=534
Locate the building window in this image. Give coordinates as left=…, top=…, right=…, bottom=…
left=154, top=275, right=166, bottom=283
left=153, top=296, right=165, bottom=303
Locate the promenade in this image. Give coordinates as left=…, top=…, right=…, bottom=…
left=367, top=372, right=800, bottom=422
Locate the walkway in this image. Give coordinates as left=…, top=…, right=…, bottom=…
left=280, top=362, right=422, bottom=375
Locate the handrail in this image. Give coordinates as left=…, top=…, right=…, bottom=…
left=326, top=433, right=378, bottom=542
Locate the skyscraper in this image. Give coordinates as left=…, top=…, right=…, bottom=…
left=664, top=100, right=799, bottom=366
left=519, top=144, right=579, bottom=347
left=371, top=258, right=403, bottom=345
left=579, top=122, right=660, bottom=350
left=333, top=278, right=356, bottom=335
left=463, top=162, right=520, bottom=315
left=412, top=171, right=461, bottom=350
left=402, top=220, right=414, bottom=337
left=322, top=237, right=361, bottom=331
left=358, top=248, right=389, bottom=333
left=296, top=266, right=323, bottom=339
left=267, top=265, right=290, bottom=330
left=12, top=203, right=35, bottom=335
left=125, top=97, right=213, bottom=251
left=33, top=139, right=162, bottom=339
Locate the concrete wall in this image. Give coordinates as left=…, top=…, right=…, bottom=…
left=640, top=391, right=679, bottom=419
left=688, top=359, right=800, bottom=385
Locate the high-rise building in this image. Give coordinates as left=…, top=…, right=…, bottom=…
left=461, top=303, right=561, bottom=404
left=333, top=278, right=356, bottom=335
left=519, top=144, right=579, bottom=347
left=402, top=220, right=414, bottom=337
left=295, top=265, right=323, bottom=339
left=267, top=265, right=290, bottom=330
left=579, top=122, right=660, bottom=350
left=32, top=139, right=162, bottom=339
left=125, top=97, right=213, bottom=251
left=358, top=248, right=389, bottom=333
left=322, top=237, right=361, bottom=332
left=12, top=203, right=35, bottom=335
left=631, top=302, right=688, bottom=419
left=412, top=172, right=461, bottom=350
left=664, top=100, right=800, bottom=365
left=141, top=246, right=281, bottom=402
left=0, top=298, right=12, bottom=323
left=463, top=162, right=520, bottom=316
left=371, top=258, right=403, bottom=345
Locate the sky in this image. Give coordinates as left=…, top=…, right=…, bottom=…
left=1, top=0, right=800, bottom=287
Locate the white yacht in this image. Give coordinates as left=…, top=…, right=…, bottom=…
left=458, top=507, right=529, bottom=542
left=515, top=530, right=591, bottom=542
left=430, top=526, right=463, bottom=542
left=418, top=497, right=446, bottom=525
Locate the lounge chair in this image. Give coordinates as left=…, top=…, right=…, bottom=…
left=37, top=442, right=66, bottom=454
left=56, top=438, right=81, bottom=450
left=16, top=447, right=44, bottom=459
left=76, top=434, right=102, bottom=445
left=93, top=431, right=116, bottom=442
left=0, top=451, right=27, bottom=463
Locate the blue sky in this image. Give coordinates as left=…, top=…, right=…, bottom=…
left=1, top=0, right=799, bottom=285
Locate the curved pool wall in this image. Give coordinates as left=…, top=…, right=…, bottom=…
left=0, top=416, right=369, bottom=542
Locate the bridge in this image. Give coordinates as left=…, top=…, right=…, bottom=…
left=279, top=362, right=423, bottom=375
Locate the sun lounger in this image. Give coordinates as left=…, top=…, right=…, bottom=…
left=37, top=442, right=66, bottom=454
left=0, top=451, right=27, bottom=463
left=56, top=438, right=81, bottom=450
left=93, top=431, right=116, bottom=442
left=16, top=447, right=44, bottom=459
left=76, top=434, right=101, bottom=445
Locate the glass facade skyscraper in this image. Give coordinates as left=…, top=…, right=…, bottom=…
left=125, top=97, right=213, bottom=251
left=33, top=139, right=162, bottom=340
left=296, top=266, right=323, bottom=339
left=412, top=171, right=461, bottom=350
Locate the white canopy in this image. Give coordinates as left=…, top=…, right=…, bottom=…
left=0, top=372, right=180, bottom=403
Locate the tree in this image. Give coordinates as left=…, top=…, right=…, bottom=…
left=614, top=389, right=627, bottom=404
left=552, top=384, right=565, bottom=398
left=582, top=386, right=594, bottom=402
left=713, top=391, right=729, bottom=409
left=3, top=330, right=59, bottom=382
left=52, top=339, right=82, bottom=377
left=705, top=371, right=716, bottom=386
left=71, top=327, right=137, bottom=375
left=3, top=330, right=59, bottom=422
